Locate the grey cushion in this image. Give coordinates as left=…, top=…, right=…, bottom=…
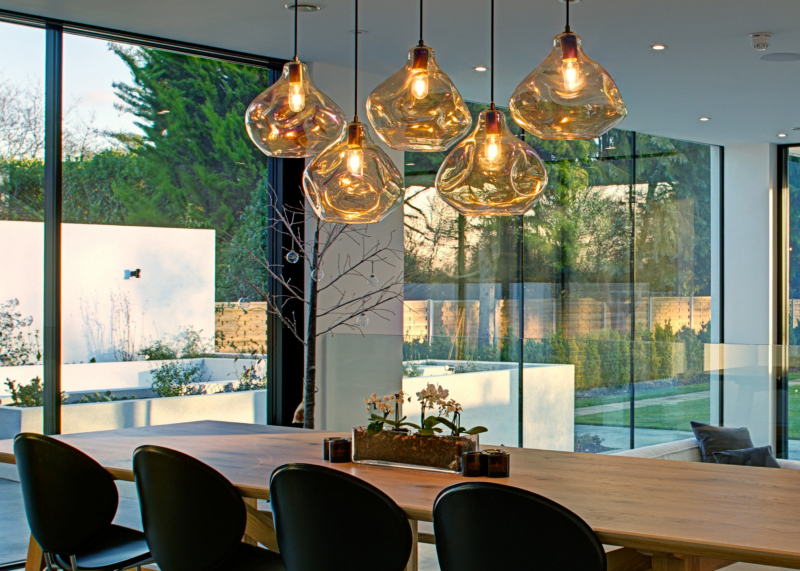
left=713, top=446, right=781, bottom=468
left=613, top=438, right=702, bottom=462
left=691, top=421, right=754, bottom=463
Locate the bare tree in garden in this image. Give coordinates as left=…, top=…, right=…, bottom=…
left=234, top=186, right=405, bottom=429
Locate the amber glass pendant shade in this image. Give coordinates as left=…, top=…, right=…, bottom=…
left=303, top=120, right=405, bottom=224
left=366, top=45, right=472, bottom=151
left=435, top=108, right=547, bottom=216
left=509, top=32, right=626, bottom=140
left=246, top=60, right=347, bottom=158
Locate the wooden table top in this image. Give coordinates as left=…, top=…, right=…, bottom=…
left=2, top=420, right=800, bottom=569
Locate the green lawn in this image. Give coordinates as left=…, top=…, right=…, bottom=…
left=575, top=383, right=710, bottom=409
left=576, top=398, right=710, bottom=431
left=577, top=386, right=800, bottom=439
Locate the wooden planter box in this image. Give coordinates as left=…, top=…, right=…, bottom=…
left=352, top=427, right=477, bottom=473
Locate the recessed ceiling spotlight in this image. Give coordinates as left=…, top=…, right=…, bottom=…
left=778, top=133, right=788, bottom=138
left=406, top=162, right=415, bottom=165
left=699, top=117, right=710, bottom=122
left=760, top=53, right=800, bottom=62
left=651, top=44, right=667, bottom=51
left=285, top=3, right=323, bottom=12
left=792, top=127, right=800, bottom=131
left=474, top=66, right=488, bottom=72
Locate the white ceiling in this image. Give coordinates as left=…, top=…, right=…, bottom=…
left=4, top=0, right=800, bottom=147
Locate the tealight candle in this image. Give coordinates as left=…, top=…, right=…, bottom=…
left=329, top=438, right=352, bottom=463
left=484, top=450, right=510, bottom=478
left=462, top=451, right=482, bottom=477
left=479, top=449, right=504, bottom=477
left=323, top=437, right=345, bottom=461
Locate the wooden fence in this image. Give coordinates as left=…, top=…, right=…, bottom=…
left=215, top=302, right=268, bottom=353
left=215, top=296, right=714, bottom=350
left=403, top=296, right=712, bottom=341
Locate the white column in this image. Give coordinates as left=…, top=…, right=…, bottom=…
left=306, top=62, right=405, bottom=430
left=721, top=143, right=777, bottom=447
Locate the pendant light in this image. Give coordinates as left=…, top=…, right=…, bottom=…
left=509, top=0, right=626, bottom=140
left=365, top=0, right=472, bottom=151
left=435, top=0, right=547, bottom=217
left=303, top=0, right=405, bottom=225
left=245, top=0, right=347, bottom=158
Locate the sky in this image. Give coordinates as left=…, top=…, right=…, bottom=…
left=0, top=20, right=141, bottom=139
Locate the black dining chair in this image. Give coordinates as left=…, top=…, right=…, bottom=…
left=13, top=433, right=153, bottom=571
left=132, top=445, right=285, bottom=571
left=433, top=482, right=606, bottom=571
left=269, top=463, right=412, bottom=571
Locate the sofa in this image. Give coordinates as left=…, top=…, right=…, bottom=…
left=613, top=437, right=800, bottom=469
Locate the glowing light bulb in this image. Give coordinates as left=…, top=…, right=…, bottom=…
left=484, top=134, right=501, bottom=164
left=411, top=70, right=429, bottom=99
left=288, top=81, right=305, bottom=112
left=561, top=58, right=580, bottom=91
left=347, top=149, right=363, bottom=175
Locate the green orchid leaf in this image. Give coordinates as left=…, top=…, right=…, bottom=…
left=423, top=417, right=442, bottom=430
left=435, top=417, right=457, bottom=431
left=367, top=421, right=384, bottom=435
left=464, top=426, right=488, bottom=435
left=417, top=429, right=435, bottom=436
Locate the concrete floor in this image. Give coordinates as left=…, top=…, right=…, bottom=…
left=0, top=479, right=144, bottom=567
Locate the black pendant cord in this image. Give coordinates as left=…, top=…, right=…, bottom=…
left=354, top=0, right=358, bottom=119
left=565, top=0, right=571, bottom=33
left=490, top=0, right=494, bottom=105
left=293, top=0, right=298, bottom=60
left=419, top=0, right=424, bottom=45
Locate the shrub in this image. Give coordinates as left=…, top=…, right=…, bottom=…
left=139, top=340, right=177, bottom=361
left=4, top=377, right=66, bottom=407
left=403, top=362, right=423, bottom=377
left=74, top=391, right=137, bottom=404
left=232, top=356, right=266, bottom=391
left=150, top=361, right=206, bottom=398
left=0, top=299, right=40, bottom=367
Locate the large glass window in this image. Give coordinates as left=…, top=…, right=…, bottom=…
left=403, top=108, right=720, bottom=454
left=58, top=34, right=272, bottom=431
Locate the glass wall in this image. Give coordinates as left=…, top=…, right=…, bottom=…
left=57, top=34, right=272, bottom=427
left=0, top=20, right=46, bottom=565
left=403, top=105, right=720, bottom=454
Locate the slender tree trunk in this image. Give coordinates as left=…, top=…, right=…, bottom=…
left=303, top=224, right=320, bottom=429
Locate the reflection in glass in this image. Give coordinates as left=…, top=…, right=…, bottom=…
left=366, top=45, right=472, bottom=152
left=303, top=120, right=404, bottom=224
left=435, top=107, right=547, bottom=216
left=509, top=32, right=626, bottom=140
left=246, top=60, right=347, bottom=158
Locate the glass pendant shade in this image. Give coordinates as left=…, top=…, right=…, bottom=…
left=509, top=32, right=626, bottom=140
left=303, top=120, right=405, bottom=224
left=246, top=61, right=347, bottom=158
left=366, top=45, right=472, bottom=151
left=435, top=108, right=547, bottom=216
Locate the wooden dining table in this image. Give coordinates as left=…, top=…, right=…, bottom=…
left=2, top=420, right=800, bottom=571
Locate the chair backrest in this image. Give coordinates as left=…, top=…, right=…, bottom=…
left=433, top=482, right=606, bottom=571
left=270, top=463, right=412, bottom=571
left=132, top=445, right=247, bottom=571
left=14, top=433, right=119, bottom=556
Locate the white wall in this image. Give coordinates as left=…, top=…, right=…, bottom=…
left=721, top=143, right=777, bottom=448
left=0, top=222, right=216, bottom=364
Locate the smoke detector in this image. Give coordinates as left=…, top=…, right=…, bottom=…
left=751, top=32, right=772, bottom=51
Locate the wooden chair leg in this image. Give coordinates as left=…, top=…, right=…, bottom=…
left=405, top=519, right=418, bottom=571
left=243, top=500, right=280, bottom=552
left=25, top=535, right=44, bottom=571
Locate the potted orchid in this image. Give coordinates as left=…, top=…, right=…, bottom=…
left=352, top=383, right=487, bottom=473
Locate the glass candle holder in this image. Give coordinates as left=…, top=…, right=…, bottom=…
left=461, top=451, right=482, bottom=477
left=479, top=449, right=504, bottom=477
left=484, top=450, right=510, bottom=478
left=323, top=437, right=345, bottom=461
left=329, top=438, right=352, bottom=463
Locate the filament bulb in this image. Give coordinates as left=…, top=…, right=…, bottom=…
left=484, top=134, right=501, bottom=164
left=288, top=81, right=306, bottom=112
left=411, top=70, right=429, bottom=99
left=561, top=58, right=581, bottom=92
left=347, top=149, right=363, bottom=175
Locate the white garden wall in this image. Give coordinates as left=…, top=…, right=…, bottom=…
left=0, top=221, right=215, bottom=365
